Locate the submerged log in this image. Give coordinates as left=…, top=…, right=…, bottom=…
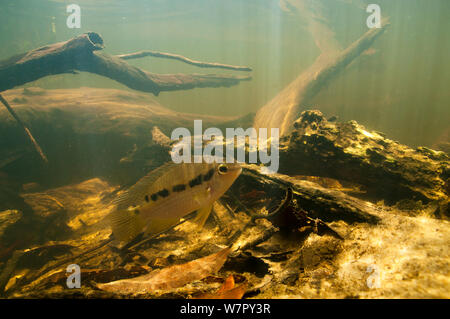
left=0, top=32, right=251, bottom=95
left=0, top=87, right=253, bottom=189
left=253, top=19, right=389, bottom=137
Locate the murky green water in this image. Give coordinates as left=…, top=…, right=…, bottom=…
left=1, top=0, right=448, bottom=148
left=0, top=0, right=449, bottom=300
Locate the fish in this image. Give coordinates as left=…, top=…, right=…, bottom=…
left=109, top=162, right=242, bottom=242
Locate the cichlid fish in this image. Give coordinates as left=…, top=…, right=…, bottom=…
left=109, top=162, right=241, bottom=242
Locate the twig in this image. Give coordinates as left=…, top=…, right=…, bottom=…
left=0, top=94, right=48, bottom=163
left=229, top=188, right=292, bottom=251
left=250, top=187, right=293, bottom=223
left=116, top=50, right=252, bottom=72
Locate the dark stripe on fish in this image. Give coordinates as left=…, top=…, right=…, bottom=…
left=203, top=168, right=214, bottom=181
left=145, top=195, right=149, bottom=202
left=189, top=174, right=203, bottom=188
left=158, top=189, right=170, bottom=198
left=151, top=193, right=158, bottom=201
left=172, top=184, right=186, bottom=192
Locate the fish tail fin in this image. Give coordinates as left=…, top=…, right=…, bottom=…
left=109, top=209, right=144, bottom=242
left=192, top=204, right=213, bottom=228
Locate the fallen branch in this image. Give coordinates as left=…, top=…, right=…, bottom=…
left=253, top=21, right=390, bottom=136
left=117, top=50, right=252, bottom=71
left=0, top=32, right=251, bottom=95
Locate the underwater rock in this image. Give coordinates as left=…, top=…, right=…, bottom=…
left=279, top=110, right=449, bottom=207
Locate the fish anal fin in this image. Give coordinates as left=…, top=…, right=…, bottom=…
left=144, top=217, right=180, bottom=237
left=192, top=203, right=213, bottom=228
left=109, top=209, right=144, bottom=243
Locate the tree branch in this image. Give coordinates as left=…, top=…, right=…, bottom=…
left=116, top=50, right=252, bottom=72
left=253, top=21, right=390, bottom=136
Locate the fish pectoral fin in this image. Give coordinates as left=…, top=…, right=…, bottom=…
left=192, top=203, right=213, bottom=228
left=109, top=209, right=144, bottom=243
left=144, top=217, right=180, bottom=237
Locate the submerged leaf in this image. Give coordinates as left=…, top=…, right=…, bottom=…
left=193, top=275, right=247, bottom=299
left=96, top=247, right=231, bottom=294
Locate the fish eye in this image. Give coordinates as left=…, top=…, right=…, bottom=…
left=218, top=164, right=228, bottom=174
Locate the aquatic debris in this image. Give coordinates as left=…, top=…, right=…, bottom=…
left=96, top=247, right=231, bottom=294
left=0, top=94, right=47, bottom=163
left=109, top=162, right=241, bottom=242
left=193, top=275, right=247, bottom=299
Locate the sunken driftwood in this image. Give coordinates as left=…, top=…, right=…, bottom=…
left=0, top=32, right=251, bottom=95
left=0, top=32, right=250, bottom=165
left=253, top=19, right=390, bottom=137
left=0, top=87, right=254, bottom=191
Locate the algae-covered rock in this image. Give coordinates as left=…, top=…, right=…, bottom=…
left=280, top=110, right=449, bottom=206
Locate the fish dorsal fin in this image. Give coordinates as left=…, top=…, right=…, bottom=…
left=113, top=162, right=216, bottom=212
left=113, top=162, right=179, bottom=209
left=148, top=162, right=212, bottom=195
